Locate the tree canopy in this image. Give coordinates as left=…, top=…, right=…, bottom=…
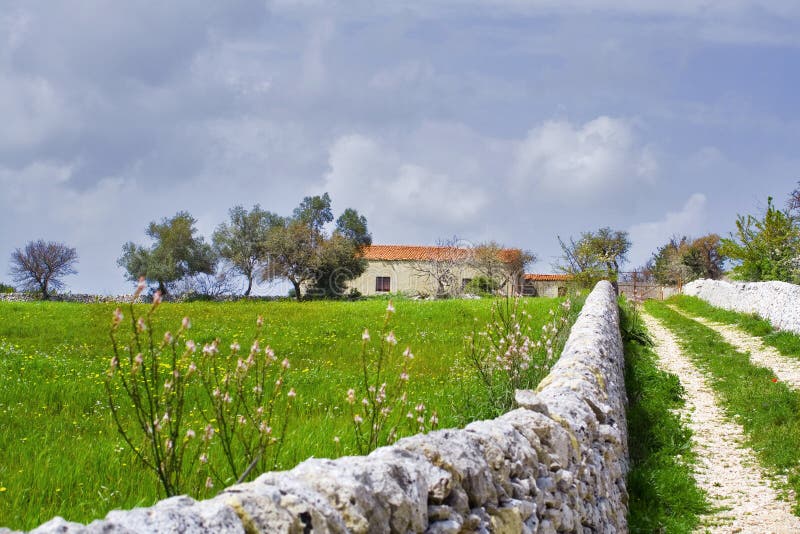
left=212, top=205, right=281, bottom=296
left=262, top=193, right=371, bottom=300
left=118, top=211, right=216, bottom=295
left=556, top=227, right=631, bottom=288
left=720, top=196, right=800, bottom=284
left=10, top=240, right=78, bottom=299
left=649, top=234, right=723, bottom=286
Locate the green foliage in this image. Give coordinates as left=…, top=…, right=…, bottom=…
left=464, top=276, right=500, bottom=295
left=557, top=227, right=631, bottom=288
left=0, top=282, right=15, bottom=293
left=212, top=205, right=282, bottom=296
left=650, top=234, right=723, bottom=286
left=646, top=301, right=800, bottom=510
left=264, top=193, right=370, bottom=300
left=720, top=197, right=800, bottom=283
left=119, top=212, right=217, bottom=295
left=621, top=299, right=707, bottom=532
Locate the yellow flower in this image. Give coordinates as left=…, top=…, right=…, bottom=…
left=0, top=487, right=6, bottom=492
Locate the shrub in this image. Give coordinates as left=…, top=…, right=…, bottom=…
left=0, top=283, right=15, bottom=294
left=464, top=276, right=500, bottom=295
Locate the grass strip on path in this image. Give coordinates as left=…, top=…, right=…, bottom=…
left=621, top=300, right=707, bottom=533
left=645, top=300, right=800, bottom=511
left=670, top=295, right=800, bottom=359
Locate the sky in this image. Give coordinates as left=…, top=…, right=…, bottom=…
left=1, top=0, right=799, bottom=294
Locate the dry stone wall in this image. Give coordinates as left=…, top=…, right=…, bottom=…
left=12, top=281, right=628, bottom=534
left=684, top=279, right=800, bottom=335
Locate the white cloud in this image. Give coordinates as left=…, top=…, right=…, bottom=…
left=322, top=133, right=487, bottom=241
left=627, top=193, right=709, bottom=266
left=512, top=116, right=657, bottom=198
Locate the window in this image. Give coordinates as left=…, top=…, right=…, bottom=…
left=461, top=278, right=472, bottom=289
left=376, top=276, right=391, bottom=292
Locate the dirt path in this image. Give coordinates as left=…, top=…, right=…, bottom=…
left=642, top=312, right=800, bottom=533
left=668, top=305, right=800, bottom=390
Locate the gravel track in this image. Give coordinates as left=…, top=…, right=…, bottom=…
left=668, top=305, right=800, bottom=390
left=642, top=311, right=800, bottom=533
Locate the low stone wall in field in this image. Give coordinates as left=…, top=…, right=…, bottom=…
left=684, top=279, right=800, bottom=335
left=17, top=281, right=628, bottom=534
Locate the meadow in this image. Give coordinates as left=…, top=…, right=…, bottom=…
left=0, top=296, right=573, bottom=530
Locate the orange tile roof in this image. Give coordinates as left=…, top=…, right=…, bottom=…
left=362, top=245, right=520, bottom=262
left=524, top=273, right=573, bottom=281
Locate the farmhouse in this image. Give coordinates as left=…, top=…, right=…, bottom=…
left=522, top=273, right=573, bottom=297
left=349, top=244, right=526, bottom=296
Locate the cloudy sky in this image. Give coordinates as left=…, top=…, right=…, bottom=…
left=1, top=1, right=798, bottom=294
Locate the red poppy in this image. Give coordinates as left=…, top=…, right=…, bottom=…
left=771, top=377, right=779, bottom=383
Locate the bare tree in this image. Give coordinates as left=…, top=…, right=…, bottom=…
left=789, top=181, right=800, bottom=216
left=10, top=240, right=78, bottom=299
left=411, top=237, right=470, bottom=297
left=471, top=241, right=535, bottom=294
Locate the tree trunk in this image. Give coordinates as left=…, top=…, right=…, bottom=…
left=158, top=280, right=168, bottom=296
left=244, top=277, right=252, bottom=297
left=291, top=279, right=302, bottom=302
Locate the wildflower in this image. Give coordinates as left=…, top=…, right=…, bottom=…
left=185, top=429, right=196, bottom=439
left=386, top=300, right=395, bottom=314
left=152, top=290, right=162, bottom=307
left=186, top=340, right=196, bottom=353
left=163, top=331, right=173, bottom=345
left=256, top=315, right=264, bottom=327
left=333, top=436, right=340, bottom=443
left=181, top=317, right=191, bottom=330
left=165, top=439, right=173, bottom=451
left=109, top=355, right=119, bottom=370
left=264, top=346, right=276, bottom=361
left=112, top=308, right=123, bottom=327
left=230, top=342, right=241, bottom=353
left=237, top=414, right=247, bottom=425
left=346, top=388, right=355, bottom=404
left=259, top=422, right=272, bottom=434
left=205, top=477, right=213, bottom=489
left=353, top=414, right=363, bottom=424
left=222, top=392, right=232, bottom=403
left=403, top=347, right=414, bottom=359
left=281, top=358, right=290, bottom=370
left=399, top=372, right=409, bottom=381
left=385, top=331, right=397, bottom=345
left=256, top=406, right=264, bottom=415
left=362, top=329, right=370, bottom=341
left=187, top=361, right=197, bottom=375
left=164, top=380, right=172, bottom=391
left=287, top=388, right=296, bottom=398
left=134, top=353, right=143, bottom=365
left=430, top=411, right=439, bottom=426
left=136, top=317, right=146, bottom=333
left=415, top=403, right=425, bottom=413
left=772, top=377, right=779, bottom=383
left=253, top=385, right=263, bottom=394
left=203, top=425, right=214, bottom=441
left=199, top=453, right=208, bottom=463
left=362, top=397, right=369, bottom=406
left=250, top=341, right=259, bottom=355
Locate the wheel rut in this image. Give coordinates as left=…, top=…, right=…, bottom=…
left=641, top=311, right=800, bottom=533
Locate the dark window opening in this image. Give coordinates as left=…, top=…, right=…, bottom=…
left=376, top=276, right=391, bottom=292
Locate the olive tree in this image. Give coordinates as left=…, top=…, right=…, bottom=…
left=119, top=211, right=216, bottom=295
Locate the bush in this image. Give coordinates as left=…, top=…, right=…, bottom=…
left=464, top=276, right=500, bottom=295
left=0, top=283, right=15, bottom=294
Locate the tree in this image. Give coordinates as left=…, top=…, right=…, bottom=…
left=212, top=205, right=281, bottom=296
left=119, top=211, right=217, bottom=295
left=556, top=227, right=631, bottom=288
left=649, top=235, right=724, bottom=287
left=10, top=240, right=78, bottom=299
left=788, top=181, right=800, bottom=216
left=411, top=237, right=469, bottom=297
left=470, top=241, right=534, bottom=294
left=720, top=197, right=800, bottom=283
left=262, top=194, right=370, bottom=301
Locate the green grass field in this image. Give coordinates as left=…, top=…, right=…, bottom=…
left=0, top=296, right=572, bottom=530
